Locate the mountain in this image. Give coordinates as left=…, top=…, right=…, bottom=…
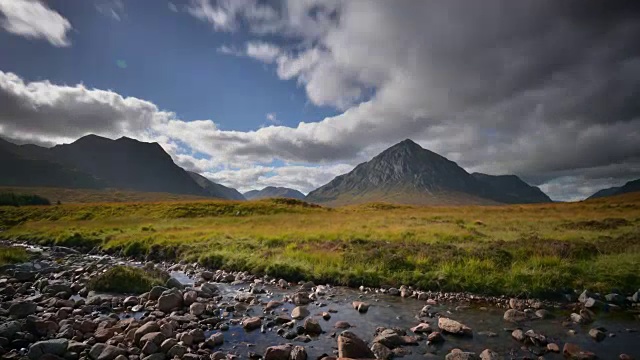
left=188, top=171, right=245, bottom=200
left=588, top=178, right=640, bottom=199
left=244, top=186, right=306, bottom=200
left=471, top=173, right=552, bottom=204
left=0, top=138, right=104, bottom=189
left=0, top=135, right=244, bottom=200
left=305, top=139, right=550, bottom=206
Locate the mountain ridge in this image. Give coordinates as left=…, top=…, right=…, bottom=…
left=588, top=178, right=640, bottom=200
left=244, top=186, right=306, bottom=200
left=306, top=139, right=551, bottom=206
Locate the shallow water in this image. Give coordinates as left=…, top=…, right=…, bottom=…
left=171, top=271, right=640, bottom=359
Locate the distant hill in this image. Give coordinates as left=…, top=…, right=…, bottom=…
left=0, top=135, right=244, bottom=200
left=306, top=139, right=551, bottom=206
left=471, top=173, right=552, bottom=204
left=588, top=178, right=640, bottom=200
left=244, top=186, right=306, bottom=200
left=188, top=172, right=245, bottom=200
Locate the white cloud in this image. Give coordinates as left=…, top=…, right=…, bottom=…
left=95, top=0, right=125, bottom=21
left=266, top=112, right=279, bottom=124
left=187, top=0, right=278, bottom=32
left=0, top=0, right=72, bottom=47
left=168, top=2, right=178, bottom=13
left=246, top=41, right=281, bottom=63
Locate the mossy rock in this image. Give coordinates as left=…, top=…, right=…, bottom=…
left=87, top=265, right=169, bottom=294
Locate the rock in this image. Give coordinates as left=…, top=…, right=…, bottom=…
left=265, top=300, right=282, bottom=311
left=410, top=323, right=432, bottom=334
left=509, top=298, right=525, bottom=310
left=148, top=286, right=167, bottom=300
left=206, top=332, right=224, bottom=347
left=98, top=345, right=128, bottom=360
left=201, top=282, right=218, bottom=294
left=201, top=270, right=213, bottom=280
left=579, top=290, right=595, bottom=303
left=160, top=338, right=177, bottom=353
left=503, top=309, right=527, bottom=323
left=290, top=345, right=307, bottom=360
left=94, top=327, right=115, bottom=342
left=303, top=318, right=322, bottom=335
left=167, top=344, right=187, bottom=357
left=426, top=332, right=444, bottom=344
left=371, top=342, right=393, bottom=360
left=293, top=292, right=311, bottom=305
left=446, top=349, right=479, bottom=360
left=123, top=296, right=138, bottom=307
left=141, top=354, right=166, bottom=360
left=140, top=332, right=166, bottom=346
left=524, top=329, right=547, bottom=346
left=291, top=306, right=310, bottom=320
left=511, top=329, right=525, bottom=342
left=479, top=349, right=498, bottom=360
left=535, top=309, right=552, bottom=319
left=584, top=297, right=605, bottom=310
left=438, top=317, right=472, bottom=336
left=242, top=317, right=262, bottom=330
left=141, top=341, right=158, bottom=356
left=134, top=322, right=160, bottom=344
left=352, top=301, right=369, bottom=313
left=605, top=293, right=626, bottom=305
left=183, top=290, right=197, bottom=306
left=547, top=343, right=560, bottom=352
left=571, top=313, right=588, bottom=324
left=157, top=292, right=182, bottom=312
left=388, top=288, right=399, bottom=296
left=563, top=343, right=597, bottom=360
left=335, top=321, right=351, bottom=329
left=9, top=301, right=37, bottom=318
left=165, top=277, right=184, bottom=289
left=68, top=340, right=89, bottom=353
left=373, top=329, right=404, bottom=348
left=190, top=302, right=205, bottom=316
left=338, top=331, right=375, bottom=359
left=0, top=321, right=21, bottom=339
left=589, top=328, right=606, bottom=342
left=27, top=339, right=68, bottom=360
left=264, top=344, right=292, bottom=360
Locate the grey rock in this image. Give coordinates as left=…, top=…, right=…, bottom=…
left=373, top=329, right=404, bottom=349
left=446, top=349, right=479, bottom=360
left=291, top=306, right=310, bottom=320
left=165, top=277, right=184, bottom=289
left=438, top=317, right=472, bottom=336
left=589, top=328, right=606, bottom=342
left=290, top=345, right=307, bottom=360
left=371, top=342, right=393, bottom=360
left=157, top=292, right=182, bottom=312
left=503, top=309, right=527, bottom=323
left=338, top=331, right=375, bottom=359
left=605, top=293, right=626, bottom=305
left=479, top=349, right=499, bottom=360
left=9, top=301, right=37, bottom=318
left=0, top=320, right=21, bottom=339
left=303, top=318, right=322, bottom=335
left=27, top=339, right=69, bottom=360
left=148, top=286, right=167, bottom=301
left=134, top=322, right=160, bottom=344
left=167, top=344, right=187, bottom=357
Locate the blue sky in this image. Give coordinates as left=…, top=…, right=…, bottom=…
left=1, top=0, right=639, bottom=200
left=0, top=0, right=337, bottom=132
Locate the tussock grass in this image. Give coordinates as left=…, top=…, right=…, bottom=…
left=0, top=246, right=29, bottom=266
left=2, top=192, right=640, bottom=297
left=88, top=265, right=168, bottom=294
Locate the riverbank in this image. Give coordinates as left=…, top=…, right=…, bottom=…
left=0, top=242, right=638, bottom=359
left=1, top=195, right=639, bottom=297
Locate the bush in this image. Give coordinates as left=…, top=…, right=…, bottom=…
left=87, top=265, right=168, bottom=294
left=265, top=262, right=306, bottom=282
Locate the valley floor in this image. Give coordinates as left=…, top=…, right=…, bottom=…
left=1, top=193, right=639, bottom=297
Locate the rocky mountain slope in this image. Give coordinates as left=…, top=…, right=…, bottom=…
left=306, top=139, right=551, bottom=206
left=588, top=178, right=640, bottom=200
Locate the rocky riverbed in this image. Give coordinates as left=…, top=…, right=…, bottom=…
left=0, top=242, right=639, bottom=360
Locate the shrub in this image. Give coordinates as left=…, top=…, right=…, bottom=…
left=87, top=265, right=168, bottom=294
left=265, top=262, right=306, bottom=282
left=0, top=246, right=29, bottom=266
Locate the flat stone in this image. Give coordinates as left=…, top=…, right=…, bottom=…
left=438, top=317, right=472, bottom=336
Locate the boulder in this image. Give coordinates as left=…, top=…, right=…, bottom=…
left=352, top=301, right=370, bottom=313
left=303, top=318, right=322, bottom=335
left=0, top=320, right=22, bottom=339
left=427, top=332, right=444, bottom=344
left=190, top=302, right=205, bottom=316
left=335, top=321, right=351, bottom=329
left=563, top=343, right=597, bottom=360
left=148, top=286, right=167, bottom=300
left=511, top=329, right=525, bottom=342
left=27, top=339, right=68, bottom=360
left=479, top=349, right=499, bottom=360
left=370, top=342, right=393, bottom=360
left=589, top=328, right=606, bottom=342
left=93, top=344, right=127, bottom=360
left=9, top=301, right=37, bottom=318
left=445, top=349, right=479, bottom=360
left=264, top=344, right=292, bottom=360
left=373, top=329, right=404, bottom=348
left=291, top=306, right=310, bottom=320
left=242, top=317, right=262, bottom=330
left=503, top=309, right=527, bottom=323
left=410, top=323, right=432, bottom=334
left=605, top=293, right=626, bottom=305
left=157, top=291, right=183, bottom=312
left=165, top=277, right=184, bottom=289
left=438, top=317, right=472, bottom=336
left=206, top=332, right=224, bottom=347
left=338, top=331, right=375, bottom=359
left=183, top=290, right=197, bottom=306
left=167, top=344, right=187, bottom=358
left=134, top=322, right=160, bottom=344
left=290, top=345, right=307, bottom=360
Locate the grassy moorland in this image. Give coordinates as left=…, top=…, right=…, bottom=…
left=1, top=193, right=639, bottom=297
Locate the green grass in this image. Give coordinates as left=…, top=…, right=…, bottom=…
left=0, top=246, right=29, bottom=266
left=2, top=193, right=640, bottom=297
left=87, top=265, right=169, bottom=294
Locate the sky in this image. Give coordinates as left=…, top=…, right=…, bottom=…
left=1, top=0, right=639, bottom=201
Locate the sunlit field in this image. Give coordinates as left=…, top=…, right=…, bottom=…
left=2, top=193, right=639, bottom=297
